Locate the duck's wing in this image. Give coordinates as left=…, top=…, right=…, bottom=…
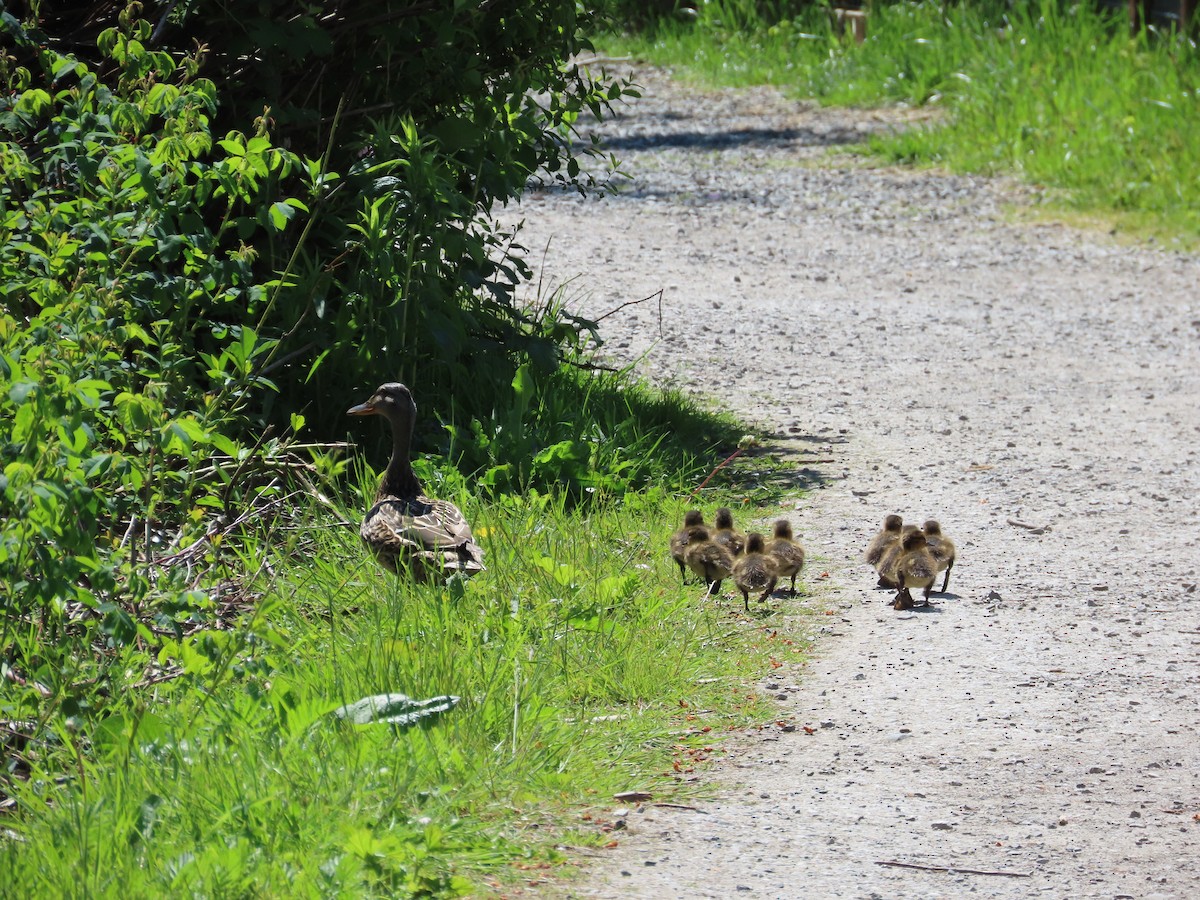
left=769, top=539, right=805, bottom=573
left=865, top=532, right=895, bottom=565
left=362, top=495, right=485, bottom=575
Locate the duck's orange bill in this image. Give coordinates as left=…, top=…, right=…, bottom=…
left=347, top=401, right=376, bottom=416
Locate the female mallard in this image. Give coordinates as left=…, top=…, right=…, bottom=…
left=348, top=383, right=485, bottom=580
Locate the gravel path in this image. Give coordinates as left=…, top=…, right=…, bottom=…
left=504, top=68, right=1200, bottom=899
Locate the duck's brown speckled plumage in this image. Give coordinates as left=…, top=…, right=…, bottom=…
left=683, top=525, right=734, bottom=595
left=711, top=507, right=746, bottom=558
left=876, top=522, right=918, bottom=589
left=893, top=528, right=937, bottom=610
left=865, top=514, right=903, bottom=568
left=922, top=519, right=956, bottom=593
left=733, top=532, right=778, bottom=612
left=766, top=519, right=805, bottom=594
left=669, top=510, right=706, bottom=583
left=349, top=383, right=484, bottom=581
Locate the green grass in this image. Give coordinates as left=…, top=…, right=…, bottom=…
left=599, top=0, right=1200, bottom=245
left=1, top=380, right=819, bottom=896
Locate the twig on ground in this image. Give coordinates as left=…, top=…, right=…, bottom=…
left=652, top=803, right=706, bottom=813
left=689, top=435, right=759, bottom=499
left=1007, top=518, right=1048, bottom=533
left=875, top=860, right=1032, bottom=878
left=593, top=288, right=664, bottom=339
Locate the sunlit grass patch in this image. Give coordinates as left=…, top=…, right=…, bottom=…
left=2, top=434, right=817, bottom=896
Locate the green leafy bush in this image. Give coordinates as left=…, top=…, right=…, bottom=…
left=0, top=20, right=313, bottom=701
left=8, top=1, right=638, bottom=432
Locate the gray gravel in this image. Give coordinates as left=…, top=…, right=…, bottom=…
left=504, top=68, right=1200, bottom=899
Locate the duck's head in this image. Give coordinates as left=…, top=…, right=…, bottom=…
left=772, top=519, right=793, bottom=540
left=901, top=529, right=928, bottom=551
left=922, top=519, right=942, bottom=537
left=348, top=383, right=417, bottom=422
left=745, top=532, right=766, bottom=554
left=683, top=509, right=704, bottom=527
left=714, top=507, right=735, bottom=530
left=883, top=514, right=903, bottom=532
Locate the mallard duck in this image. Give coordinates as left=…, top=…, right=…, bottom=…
left=922, top=519, right=956, bottom=592
left=766, top=518, right=805, bottom=594
left=893, top=528, right=937, bottom=610
left=865, top=514, right=903, bottom=585
left=348, top=383, right=485, bottom=581
left=683, top=525, right=734, bottom=596
left=876, top=523, right=919, bottom=590
left=711, top=507, right=747, bottom=558
left=669, top=510, right=706, bottom=583
left=733, top=532, right=779, bottom=612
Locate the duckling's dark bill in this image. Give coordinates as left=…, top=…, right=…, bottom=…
left=347, top=401, right=376, bottom=415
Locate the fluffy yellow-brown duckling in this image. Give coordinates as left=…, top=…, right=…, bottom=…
left=893, top=528, right=938, bottom=610
left=348, top=383, right=485, bottom=581
left=669, top=509, right=706, bottom=583
left=711, top=507, right=747, bottom=558
left=733, top=532, right=779, bottom=612
left=684, top=525, right=735, bottom=596
left=865, top=514, right=903, bottom=586
left=922, top=519, right=956, bottom=593
left=876, top=524, right=920, bottom=590
left=766, top=519, right=805, bottom=594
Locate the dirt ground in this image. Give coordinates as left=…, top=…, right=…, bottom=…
left=502, top=68, right=1200, bottom=898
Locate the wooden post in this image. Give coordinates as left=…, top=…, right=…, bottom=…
left=832, top=4, right=869, bottom=44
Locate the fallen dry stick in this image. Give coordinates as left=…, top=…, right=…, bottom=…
left=875, top=860, right=1032, bottom=878
left=1007, top=518, right=1049, bottom=534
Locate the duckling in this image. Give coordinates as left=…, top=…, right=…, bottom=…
left=669, top=510, right=706, bottom=583
left=893, top=528, right=938, bottom=610
left=711, top=507, right=747, bottom=558
left=766, top=518, right=805, bottom=594
left=865, top=514, right=903, bottom=586
left=683, top=525, right=735, bottom=596
left=922, top=519, right=957, bottom=593
left=348, top=383, right=485, bottom=580
left=732, top=532, right=779, bottom=612
left=876, top=524, right=920, bottom=590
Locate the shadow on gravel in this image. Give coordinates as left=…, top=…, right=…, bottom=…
left=702, top=435, right=837, bottom=504
left=594, top=122, right=867, bottom=153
